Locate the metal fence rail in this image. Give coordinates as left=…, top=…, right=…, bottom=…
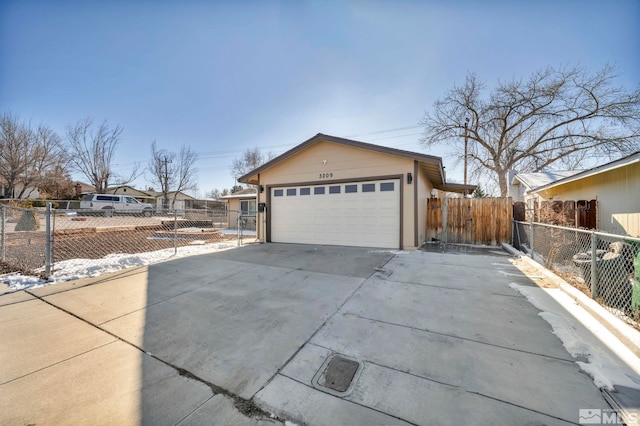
left=1, top=204, right=255, bottom=282
left=513, top=220, right=640, bottom=329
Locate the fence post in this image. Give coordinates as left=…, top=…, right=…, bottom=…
left=44, top=203, right=51, bottom=279
left=511, top=219, right=515, bottom=248
left=237, top=213, right=241, bottom=246
left=590, top=231, right=598, bottom=299
left=442, top=198, right=448, bottom=243
left=173, top=209, right=178, bottom=255
left=1, top=205, right=5, bottom=262
left=529, top=217, right=534, bottom=259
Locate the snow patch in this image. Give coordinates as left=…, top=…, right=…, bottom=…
left=509, top=282, right=640, bottom=392
left=369, top=249, right=409, bottom=255
left=1, top=242, right=238, bottom=291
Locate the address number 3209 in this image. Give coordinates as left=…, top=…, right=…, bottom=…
left=319, top=173, right=333, bottom=179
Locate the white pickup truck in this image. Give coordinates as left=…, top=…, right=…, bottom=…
left=80, top=194, right=154, bottom=217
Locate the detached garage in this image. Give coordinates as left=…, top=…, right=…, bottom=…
left=239, top=133, right=474, bottom=250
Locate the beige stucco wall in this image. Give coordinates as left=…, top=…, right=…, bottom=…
left=154, top=194, right=194, bottom=211
left=416, top=165, right=433, bottom=245
left=227, top=198, right=241, bottom=212
left=254, top=140, right=429, bottom=249
left=225, top=198, right=257, bottom=229
left=535, top=162, right=640, bottom=237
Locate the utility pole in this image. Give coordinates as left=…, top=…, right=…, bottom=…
left=464, top=117, right=469, bottom=185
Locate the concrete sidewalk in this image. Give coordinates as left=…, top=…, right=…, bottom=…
left=0, top=243, right=629, bottom=425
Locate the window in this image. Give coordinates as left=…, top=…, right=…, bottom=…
left=314, top=187, right=325, bottom=195
left=274, top=189, right=284, bottom=197
left=362, top=183, right=375, bottom=192
left=96, top=195, right=118, bottom=201
left=380, top=182, right=395, bottom=191
left=240, top=200, right=256, bottom=215
left=300, top=188, right=311, bottom=195
left=125, top=197, right=139, bottom=204
left=287, top=188, right=296, bottom=196
left=345, top=185, right=357, bottom=193
left=329, top=186, right=341, bottom=194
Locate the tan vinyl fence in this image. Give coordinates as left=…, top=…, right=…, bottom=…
left=427, top=197, right=513, bottom=246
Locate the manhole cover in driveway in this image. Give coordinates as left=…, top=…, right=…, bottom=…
left=317, top=356, right=360, bottom=392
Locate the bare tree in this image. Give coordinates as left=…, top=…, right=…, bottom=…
left=0, top=112, right=66, bottom=198
left=206, top=188, right=221, bottom=199
left=66, top=118, right=138, bottom=193
left=230, top=148, right=275, bottom=185
left=147, top=141, right=198, bottom=209
left=38, top=165, right=76, bottom=200
left=420, top=65, right=640, bottom=196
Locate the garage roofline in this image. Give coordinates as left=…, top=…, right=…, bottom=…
left=238, top=133, right=447, bottom=185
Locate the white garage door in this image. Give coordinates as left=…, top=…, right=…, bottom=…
left=270, top=179, right=400, bottom=249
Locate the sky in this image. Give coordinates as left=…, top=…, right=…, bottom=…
left=1, top=0, right=639, bottom=196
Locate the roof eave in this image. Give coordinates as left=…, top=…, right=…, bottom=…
left=239, top=133, right=443, bottom=184
left=435, top=183, right=477, bottom=194
left=531, top=153, right=640, bottom=194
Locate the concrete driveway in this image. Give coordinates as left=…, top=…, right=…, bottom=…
left=0, top=243, right=614, bottom=425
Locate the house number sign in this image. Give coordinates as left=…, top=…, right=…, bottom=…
left=319, top=173, right=333, bottom=179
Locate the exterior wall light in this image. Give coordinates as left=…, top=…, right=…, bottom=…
left=407, top=172, right=413, bottom=184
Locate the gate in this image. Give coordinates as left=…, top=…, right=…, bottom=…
left=427, top=197, right=512, bottom=246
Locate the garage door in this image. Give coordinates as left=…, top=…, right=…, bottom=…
left=270, top=179, right=400, bottom=248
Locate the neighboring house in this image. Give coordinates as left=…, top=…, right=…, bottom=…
left=529, top=151, right=640, bottom=237
left=239, top=133, right=475, bottom=249
left=0, top=181, right=40, bottom=199
left=508, top=170, right=582, bottom=203
left=147, top=190, right=197, bottom=211
left=220, top=187, right=257, bottom=230
left=191, top=198, right=227, bottom=211
left=74, top=182, right=96, bottom=197
left=106, top=186, right=155, bottom=204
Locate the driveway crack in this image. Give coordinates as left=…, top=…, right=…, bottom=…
left=24, top=289, right=271, bottom=420
left=344, top=312, right=576, bottom=363
left=251, top=253, right=398, bottom=399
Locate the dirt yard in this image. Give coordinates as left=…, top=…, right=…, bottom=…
left=1, top=215, right=238, bottom=275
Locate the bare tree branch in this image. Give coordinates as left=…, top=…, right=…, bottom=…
left=147, top=141, right=198, bottom=209
left=0, top=112, right=66, bottom=198
left=66, top=118, right=139, bottom=193
left=420, top=65, right=640, bottom=196
left=230, top=148, right=275, bottom=186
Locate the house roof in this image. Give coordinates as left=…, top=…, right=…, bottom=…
left=107, top=185, right=153, bottom=197
left=512, top=170, right=582, bottom=191
left=147, top=190, right=196, bottom=200
left=220, top=187, right=257, bottom=199
left=531, top=151, right=640, bottom=193
left=238, top=133, right=476, bottom=194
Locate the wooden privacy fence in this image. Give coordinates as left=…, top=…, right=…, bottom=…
left=426, top=197, right=512, bottom=246
left=513, top=200, right=597, bottom=229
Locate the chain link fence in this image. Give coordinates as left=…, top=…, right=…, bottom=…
left=513, top=220, right=640, bottom=329
left=1, top=204, right=256, bottom=283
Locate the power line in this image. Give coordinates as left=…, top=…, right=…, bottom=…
left=113, top=124, right=426, bottom=171
left=369, top=132, right=423, bottom=141
left=345, top=125, right=422, bottom=138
